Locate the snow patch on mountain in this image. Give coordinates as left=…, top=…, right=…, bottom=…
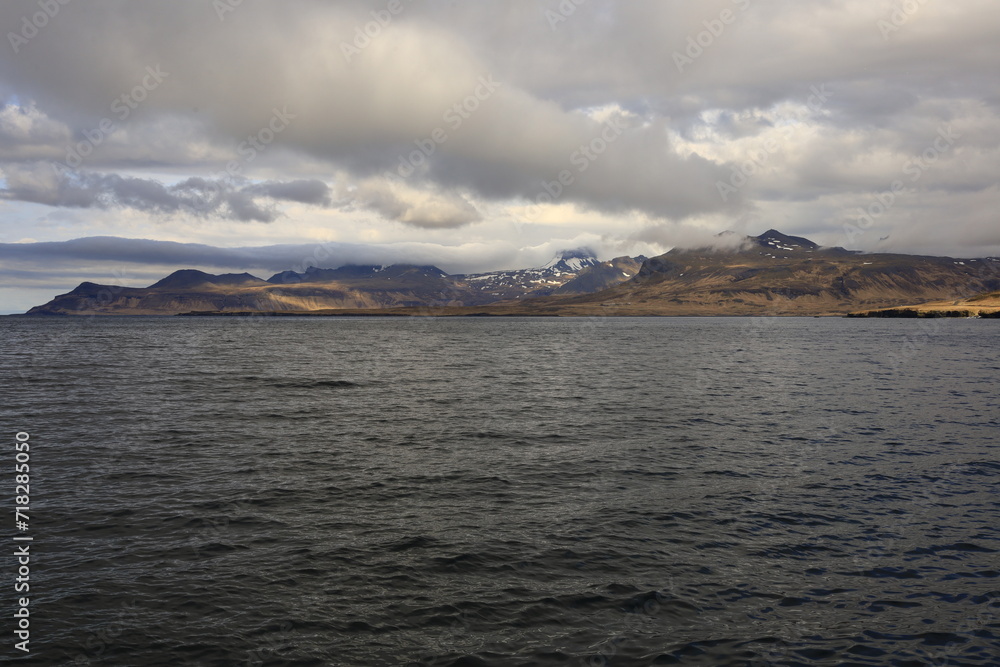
left=542, top=249, right=600, bottom=273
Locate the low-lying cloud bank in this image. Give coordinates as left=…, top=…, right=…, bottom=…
left=0, top=232, right=645, bottom=312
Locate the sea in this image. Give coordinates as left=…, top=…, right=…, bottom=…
left=1, top=315, right=997, bottom=666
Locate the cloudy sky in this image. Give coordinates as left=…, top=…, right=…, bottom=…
left=1, top=0, right=999, bottom=312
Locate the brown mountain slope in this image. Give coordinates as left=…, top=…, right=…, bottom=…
left=848, top=291, right=1000, bottom=318
left=446, top=230, right=1000, bottom=317
left=25, top=231, right=1000, bottom=316
left=194, top=240, right=1000, bottom=318
left=553, top=256, right=646, bottom=295
left=25, top=253, right=644, bottom=315
left=505, top=233, right=1000, bottom=316
left=26, top=265, right=468, bottom=315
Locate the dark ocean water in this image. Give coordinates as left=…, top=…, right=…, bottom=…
left=1, top=315, right=998, bottom=666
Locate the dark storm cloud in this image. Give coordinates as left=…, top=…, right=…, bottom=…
left=247, top=180, right=331, bottom=206
left=0, top=163, right=332, bottom=222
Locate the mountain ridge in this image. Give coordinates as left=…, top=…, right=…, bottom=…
left=24, top=231, right=1000, bottom=316
left=25, top=248, right=644, bottom=315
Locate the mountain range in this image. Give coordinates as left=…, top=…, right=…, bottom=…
left=490, top=230, right=1000, bottom=316
left=25, top=249, right=646, bottom=315
left=24, top=230, right=1000, bottom=316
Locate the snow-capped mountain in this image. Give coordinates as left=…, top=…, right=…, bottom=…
left=457, top=249, right=605, bottom=302
left=26, top=230, right=1000, bottom=316
left=27, top=250, right=646, bottom=314
left=753, top=229, right=820, bottom=253
left=541, top=249, right=602, bottom=274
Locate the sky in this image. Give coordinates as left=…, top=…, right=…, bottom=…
left=1, top=0, right=999, bottom=312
